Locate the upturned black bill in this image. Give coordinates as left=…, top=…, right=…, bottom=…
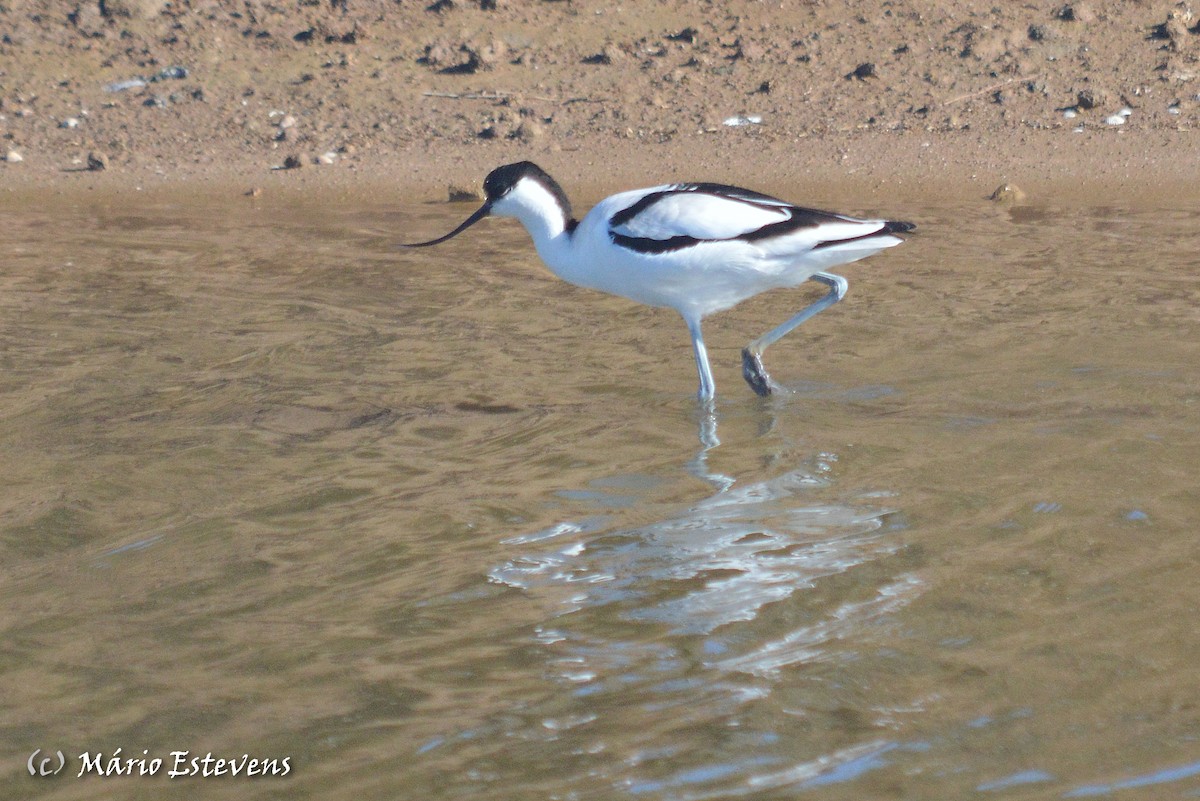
left=401, top=203, right=492, bottom=247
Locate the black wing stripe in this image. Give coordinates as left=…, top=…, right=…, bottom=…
left=612, top=213, right=831, bottom=254
left=610, top=207, right=852, bottom=254
left=608, top=185, right=801, bottom=230
left=608, top=183, right=916, bottom=254
left=616, top=219, right=914, bottom=255
left=610, top=232, right=704, bottom=254
left=675, top=183, right=791, bottom=205
left=741, top=209, right=844, bottom=242
left=609, top=190, right=675, bottom=229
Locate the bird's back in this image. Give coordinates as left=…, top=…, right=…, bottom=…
left=554, top=184, right=909, bottom=316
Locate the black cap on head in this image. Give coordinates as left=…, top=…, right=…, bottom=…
left=482, top=161, right=539, bottom=199
left=483, top=161, right=573, bottom=219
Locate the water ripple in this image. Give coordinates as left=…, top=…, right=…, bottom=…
left=711, top=574, right=922, bottom=678
left=490, top=468, right=902, bottom=636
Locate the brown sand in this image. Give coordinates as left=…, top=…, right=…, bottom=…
left=2, top=0, right=1198, bottom=203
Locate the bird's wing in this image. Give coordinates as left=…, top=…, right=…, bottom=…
left=607, top=184, right=883, bottom=254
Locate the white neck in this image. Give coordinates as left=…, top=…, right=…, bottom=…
left=491, top=178, right=576, bottom=276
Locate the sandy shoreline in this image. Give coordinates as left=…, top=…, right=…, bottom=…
left=4, top=128, right=1198, bottom=209
left=4, top=1, right=1200, bottom=206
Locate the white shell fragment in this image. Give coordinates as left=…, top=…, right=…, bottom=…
left=723, top=115, right=763, bottom=127
left=1104, top=114, right=1126, bottom=125
left=104, top=78, right=147, bottom=93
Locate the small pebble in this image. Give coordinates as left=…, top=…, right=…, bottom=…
left=1076, top=89, right=1104, bottom=110
left=5, top=150, right=23, bottom=163
left=1063, top=109, right=1077, bottom=119
left=60, top=117, right=80, bottom=129
left=87, top=151, right=108, bottom=171
left=317, top=151, right=337, bottom=165
left=154, top=66, right=189, bottom=81
left=1058, top=3, right=1097, bottom=23
left=448, top=184, right=484, bottom=202
left=848, top=62, right=877, bottom=80
left=514, top=120, right=544, bottom=142
left=601, top=43, right=624, bottom=64
left=989, top=183, right=1027, bottom=204
left=1104, top=114, right=1126, bottom=125
left=1168, top=105, right=1181, bottom=115
left=282, top=154, right=304, bottom=169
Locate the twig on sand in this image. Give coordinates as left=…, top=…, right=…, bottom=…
left=943, top=76, right=1037, bottom=105
left=424, top=89, right=609, bottom=104
left=422, top=90, right=553, bottom=102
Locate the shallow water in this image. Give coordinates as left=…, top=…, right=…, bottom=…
left=1, top=191, right=1198, bottom=800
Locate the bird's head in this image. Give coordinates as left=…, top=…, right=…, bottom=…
left=401, top=161, right=572, bottom=247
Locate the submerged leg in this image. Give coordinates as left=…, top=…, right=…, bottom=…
left=686, top=316, right=716, bottom=401
left=741, top=272, right=848, bottom=396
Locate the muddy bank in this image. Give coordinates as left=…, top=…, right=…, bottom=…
left=2, top=0, right=1198, bottom=202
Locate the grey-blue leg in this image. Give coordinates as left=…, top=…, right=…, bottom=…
left=741, top=272, right=848, bottom=396
left=686, top=316, right=716, bottom=401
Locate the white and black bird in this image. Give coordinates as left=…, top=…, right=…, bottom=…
left=404, top=161, right=914, bottom=401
